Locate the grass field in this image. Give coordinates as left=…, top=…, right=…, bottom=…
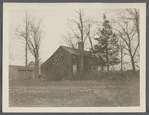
left=9, top=72, right=140, bottom=107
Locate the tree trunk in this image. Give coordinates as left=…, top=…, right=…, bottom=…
left=35, top=55, right=39, bottom=78
left=80, top=53, right=84, bottom=80
left=106, top=59, right=109, bottom=73
left=25, top=39, right=28, bottom=80
left=25, top=12, right=28, bottom=80
left=129, top=46, right=136, bottom=74
left=130, top=55, right=136, bottom=74
left=120, top=42, right=123, bottom=73
left=106, top=41, right=109, bottom=73
left=89, top=36, right=93, bottom=51
left=106, top=55, right=109, bottom=73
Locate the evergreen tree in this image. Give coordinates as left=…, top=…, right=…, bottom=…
left=94, top=14, right=120, bottom=73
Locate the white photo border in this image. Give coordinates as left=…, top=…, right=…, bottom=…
left=3, top=3, right=146, bottom=113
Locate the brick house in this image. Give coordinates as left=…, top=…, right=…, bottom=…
left=41, top=42, right=98, bottom=81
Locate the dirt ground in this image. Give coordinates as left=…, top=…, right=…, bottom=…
left=9, top=75, right=140, bottom=107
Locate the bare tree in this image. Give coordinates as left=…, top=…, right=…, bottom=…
left=68, top=9, right=88, bottom=44
left=16, top=12, right=43, bottom=79
left=15, top=11, right=31, bottom=79
left=27, top=18, right=43, bottom=78
left=63, top=32, right=77, bottom=49
left=119, top=40, right=126, bottom=72
left=66, top=9, right=99, bottom=77
left=67, top=9, right=88, bottom=77
left=85, top=19, right=97, bottom=51
left=66, top=9, right=99, bottom=51
left=113, top=9, right=140, bottom=73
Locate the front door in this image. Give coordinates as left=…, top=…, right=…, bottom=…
left=73, top=63, right=77, bottom=75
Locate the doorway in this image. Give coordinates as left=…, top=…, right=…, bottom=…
left=73, top=62, right=77, bottom=75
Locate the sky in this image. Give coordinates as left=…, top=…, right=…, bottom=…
left=9, top=8, right=117, bottom=65
left=8, top=4, right=139, bottom=69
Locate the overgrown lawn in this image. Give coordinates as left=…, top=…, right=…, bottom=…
left=9, top=72, right=140, bottom=107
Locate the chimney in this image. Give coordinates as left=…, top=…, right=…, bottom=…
left=78, top=42, right=84, bottom=51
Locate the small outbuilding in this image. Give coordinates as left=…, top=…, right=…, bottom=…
left=41, top=42, right=98, bottom=81
left=28, top=61, right=43, bottom=78
left=9, top=65, right=34, bottom=80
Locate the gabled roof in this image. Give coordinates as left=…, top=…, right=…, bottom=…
left=9, top=65, right=34, bottom=71
left=61, top=46, right=91, bottom=56
left=42, top=45, right=97, bottom=66
left=61, top=46, right=98, bottom=65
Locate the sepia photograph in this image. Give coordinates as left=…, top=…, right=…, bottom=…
left=3, top=3, right=146, bottom=112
